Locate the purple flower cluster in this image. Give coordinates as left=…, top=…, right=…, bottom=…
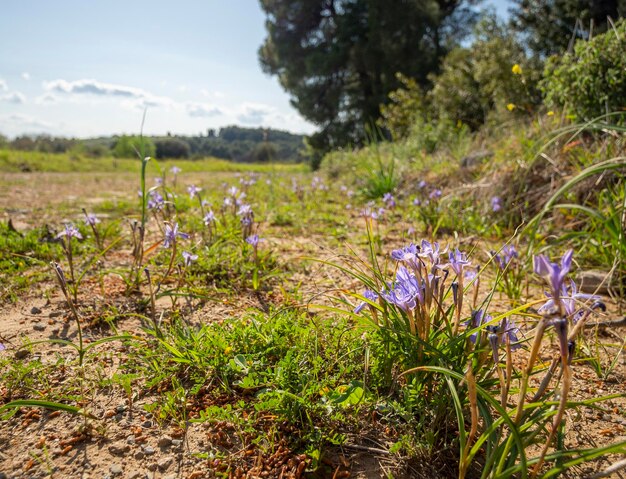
left=493, top=245, right=518, bottom=271
left=57, top=224, right=83, bottom=241
left=491, top=196, right=503, bottom=212
left=163, top=222, right=189, bottom=248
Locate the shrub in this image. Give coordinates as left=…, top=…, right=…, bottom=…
left=112, top=135, right=156, bottom=159
left=540, top=19, right=626, bottom=121
left=155, top=138, right=191, bottom=159
left=378, top=73, right=427, bottom=141
left=429, top=16, right=542, bottom=127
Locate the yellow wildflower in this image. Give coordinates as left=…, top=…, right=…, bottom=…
left=512, top=64, right=522, bottom=75
left=506, top=103, right=516, bottom=111
left=547, top=111, right=554, bottom=116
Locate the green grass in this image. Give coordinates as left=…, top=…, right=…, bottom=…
left=0, top=149, right=309, bottom=174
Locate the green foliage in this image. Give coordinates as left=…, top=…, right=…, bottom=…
left=112, top=135, right=156, bottom=159
left=154, top=137, right=191, bottom=159
left=378, top=73, right=426, bottom=141
left=430, top=16, right=542, bottom=127
left=251, top=142, right=277, bottom=163
left=511, top=0, right=625, bottom=56
left=259, top=0, right=479, bottom=158
left=540, top=20, right=626, bottom=121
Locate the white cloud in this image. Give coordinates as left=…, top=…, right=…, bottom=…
left=22, top=72, right=31, bottom=81
left=201, top=89, right=225, bottom=99
left=0, top=79, right=7, bottom=92
left=44, top=78, right=149, bottom=98
left=0, top=113, right=59, bottom=134
left=43, top=78, right=176, bottom=111
left=237, top=102, right=275, bottom=125
left=0, top=92, right=26, bottom=104
left=186, top=102, right=222, bottom=118
left=35, top=92, right=59, bottom=105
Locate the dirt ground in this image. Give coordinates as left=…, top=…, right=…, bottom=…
left=1, top=171, right=625, bottom=479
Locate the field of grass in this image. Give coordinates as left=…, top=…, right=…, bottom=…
left=0, top=122, right=625, bottom=479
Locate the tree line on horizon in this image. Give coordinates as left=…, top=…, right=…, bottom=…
left=0, top=125, right=307, bottom=163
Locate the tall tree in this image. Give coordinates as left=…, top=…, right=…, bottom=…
left=258, top=0, right=478, bottom=163
left=511, top=0, right=626, bottom=56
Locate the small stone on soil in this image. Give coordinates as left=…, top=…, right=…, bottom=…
left=158, top=436, right=172, bottom=448
left=33, top=323, right=46, bottom=331
left=109, top=464, right=123, bottom=476
left=143, top=445, right=156, bottom=455
left=108, top=442, right=130, bottom=455
left=158, top=456, right=174, bottom=471
left=31, top=306, right=42, bottom=314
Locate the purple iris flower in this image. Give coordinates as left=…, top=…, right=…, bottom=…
left=0, top=342, right=5, bottom=351
left=466, top=310, right=489, bottom=342
left=429, top=189, right=442, bottom=200
left=412, top=198, right=421, bottom=206
left=163, top=223, right=189, bottom=248
left=237, top=204, right=253, bottom=216
left=182, top=251, right=198, bottom=267
left=448, top=248, right=470, bottom=275
left=57, top=224, right=83, bottom=240
left=245, top=234, right=260, bottom=247
left=493, top=245, right=518, bottom=271
left=170, top=166, right=181, bottom=175
left=491, top=196, right=503, bottom=212
left=154, top=177, right=163, bottom=186
left=83, top=213, right=100, bottom=227
left=203, top=211, right=216, bottom=226
left=148, top=191, right=165, bottom=210
left=227, top=186, right=239, bottom=197
left=383, top=193, right=396, bottom=208
left=538, top=279, right=600, bottom=321
left=533, top=249, right=573, bottom=302
left=419, top=240, right=443, bottom=265
left=391, top=243, right=419, bottom=267
left=354, top=289, right=379, bottom=314
left=382, top=267, right=422, bottom=312
left=187, top=185, right=202, bottom=199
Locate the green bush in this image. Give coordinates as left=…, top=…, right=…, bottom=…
left=429, top=16, right=542, bottom=127
left=155, top=138, right=191, bottom=159
left=378, top=73, right=427, bottom=141
left=540, top=19, right=626, bottom=121
left=112, top=135, right=156, bottom=159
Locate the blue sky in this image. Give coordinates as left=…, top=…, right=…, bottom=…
left=0, top=0, right=511, bottom=138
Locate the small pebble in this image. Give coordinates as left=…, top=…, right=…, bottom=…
left=33, top=323, right=46, bottom=331
left=143, top=445, right=156, bottom=455
left=171, top=439, right=182, bottom=447
left=142, top=420, right=153, bottom=428
left=14, top=350, right=29, bottom=359
left=31, top=306, right=42, bottom=314
left=158, top=436, right=172, bottom=448
left=126, top=435, right=136, bottom=445
left=116, top=405, right=127, bottom=413
left=158, top=456, right=174, bottom=471
left=49, top=311, right=63, bottom=318
left=108, top=442, right=130, bottom=455
left=134, top=451, right=145, bottom=460
left=109, top=464, right=123, bottom=476
left=147, top=463, right=157, bottom=472
left=115, top=414, right=123, bottom=422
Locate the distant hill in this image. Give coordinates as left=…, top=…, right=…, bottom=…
left=0, top=125, right=307, bottom=163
